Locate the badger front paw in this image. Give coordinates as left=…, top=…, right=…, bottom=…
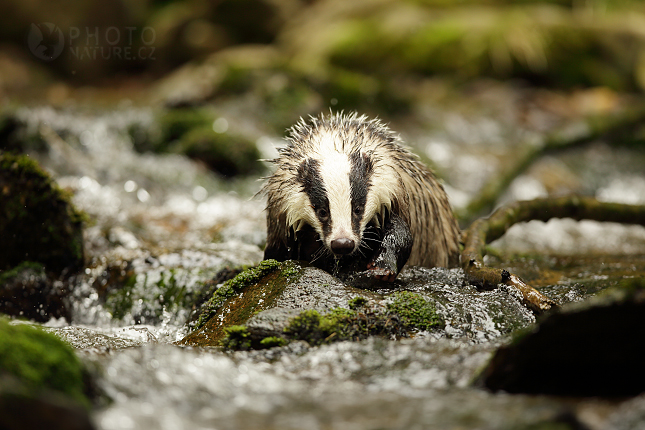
left=366, top=259, right=397, bottom=282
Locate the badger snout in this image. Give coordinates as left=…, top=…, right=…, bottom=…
left=330, top=237, right=355, bottom=255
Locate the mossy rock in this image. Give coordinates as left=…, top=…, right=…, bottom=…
left=0, top=262, right=70, bottom=323
left=0, top=317, right=89, bottom=407
left=0, top=112, right=47, bottom=154
left=186, top=260, right=447, bottom=350
left=172, top=126, right=262, bottom=177
left=478, top=276, right=645, bottom=397
left=0, top=152, right=84, bottom=272
left=130, top=108, right=214, bottom=154
left=0, top=379, right=95, bottom=430
left=180, top=259, right=297, bottom=346
left=221, top=291, right=445, bottom=350
left=132, top=108, right=262, bottom=177
left=386, top=291, right=445, bottom=332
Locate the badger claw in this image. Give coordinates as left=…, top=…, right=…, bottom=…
left=366, top=262, right=397, bottom=282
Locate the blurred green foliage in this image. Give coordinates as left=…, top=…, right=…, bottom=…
left=4, top=0, right=645, bottom=92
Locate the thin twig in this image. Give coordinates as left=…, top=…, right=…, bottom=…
left=461, top=196, right=645, bottom=314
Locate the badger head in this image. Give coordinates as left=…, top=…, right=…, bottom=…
left=283, top=144, right=400, bottom=261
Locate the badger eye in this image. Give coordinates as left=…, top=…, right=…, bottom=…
left=315, top=207, right=329, bottom=220
left=353, top=205, right=363, bottom=216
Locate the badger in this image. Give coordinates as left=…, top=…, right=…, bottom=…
left=261, top=112, right=460, bottom=282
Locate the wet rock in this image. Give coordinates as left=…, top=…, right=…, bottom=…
left=478, top=277, right=645, bottom=397
left=0, top=376, right=95, bottom=430
left=0, top=317, right=90, bottom=407
left=399, top=267, right=535, bottom=341
left=0, top=112, right=47, bottom=154
left=0, top=152, right=84, bottom=272
left=173, top=126, right=262, bottom=177
left=245, top=307, right=303, bottom=340
left=180, top=259, right=300, bottom=346
left=0, top=317, right=94, bottom=430
left=184, top=260, right=537, bottom=349
left=0, top=262, right=70, bottom=323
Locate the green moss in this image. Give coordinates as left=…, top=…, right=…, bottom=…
left=220, top=325, right=252, bottom=350
left=0, top=261, right=44, bottom=285
left=282, top=297, right=430, bottom=347
left=135, top=108, right=262, bottom=177
left=0, top=317, right=88, bottom=408
left=193, top=259, right=282, bottom=332
left=172, top=126, right=262, bottom=177
left=283, top=310, right=328, bottom=346
left=104, top=267, right=206, bottom=324
left=219, top=292, right=445, bottom=350
left=281, top=265, right=299, bottom=278
left=221, top=327, right=290, bottom=350
left=259, top=336, right=288, bottom=348
left=0, top=152, right=84, bottom=272
left=386, top=291, right=445, bottom=331
left=104, top=273, right=137, bottom=321
left=158, top=108, right=214, bottom=149
left=348, top=296, right=368, bottom=310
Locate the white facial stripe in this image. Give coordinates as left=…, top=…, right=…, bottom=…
left=319, top=150, right=355, bottom=243
left=311, top=132, right=357, bottom=248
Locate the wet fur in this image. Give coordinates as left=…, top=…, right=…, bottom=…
left=261, top=112, right=460, bottom=277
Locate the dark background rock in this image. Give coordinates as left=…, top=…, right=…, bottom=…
left=0, top=262, right=71, bottom=323
left=478, top=277, right=645, bottom=397
left=0, top=152, right=84, bottom=273
left=0, top=376, right=95, bottom=430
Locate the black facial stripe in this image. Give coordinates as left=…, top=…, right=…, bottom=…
left=297, top=158, right=331, bottom=237
left=349, top=151, right=374, bottom=235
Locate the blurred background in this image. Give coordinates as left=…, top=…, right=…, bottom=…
left=2, top=0, right=645, bottom=240
left=5, top=0, right=645, bottom=98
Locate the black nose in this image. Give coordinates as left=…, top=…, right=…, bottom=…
left=330, top=238, right=355, bottom=255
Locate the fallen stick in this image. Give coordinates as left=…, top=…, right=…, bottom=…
left=461, top=196, right=645, bottom=314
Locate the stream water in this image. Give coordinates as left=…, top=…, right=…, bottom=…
left=10, top=97, right=645, bottom=429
